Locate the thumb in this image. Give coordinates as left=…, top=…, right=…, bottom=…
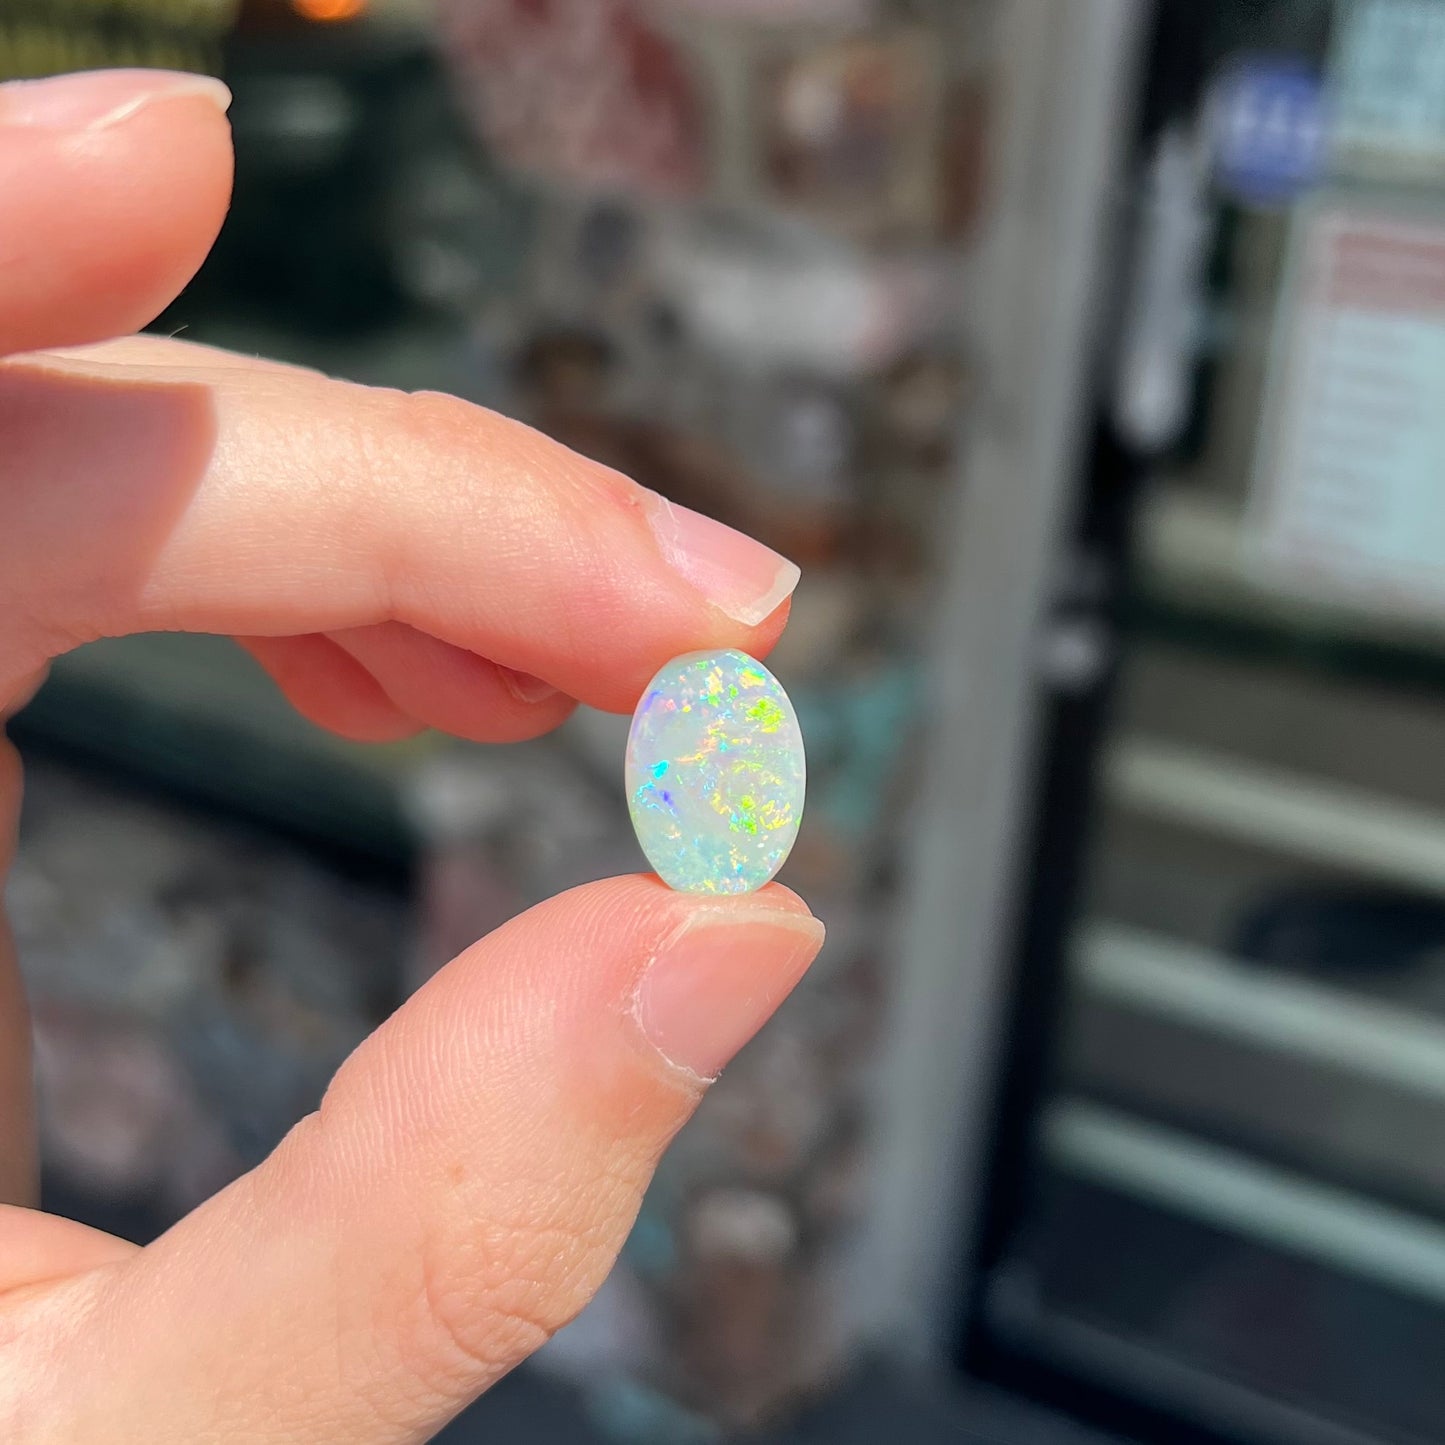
left=12, top=877, right=823, bottom=1444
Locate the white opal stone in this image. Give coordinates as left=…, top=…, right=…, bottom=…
left=626, top=649, right=805, bottom=895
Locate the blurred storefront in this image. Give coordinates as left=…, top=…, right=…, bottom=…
left=9, top=2, right=1445, bottom=1444
left=943, top=5, right=1445, bottom=1445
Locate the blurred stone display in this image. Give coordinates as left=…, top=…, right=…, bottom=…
left=12, top=757, right=407, bottom=1229
left=412, top=3, right=996, bottom=1432
left=9, top=1, right=994, bottom=1431
left=438, top=0, right=708, bottom=198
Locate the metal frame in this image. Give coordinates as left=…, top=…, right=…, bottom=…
left=852, top=0, right=1150, bottom=1364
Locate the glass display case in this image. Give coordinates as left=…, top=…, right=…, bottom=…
left=962, top=4, right=1445, bottom=1443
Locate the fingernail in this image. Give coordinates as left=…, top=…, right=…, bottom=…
left=635, top=906, right=825, bottom=1080
left=498, top=666, right=559, bottom=705
left=0, top=69, right=232, bottom=131
left=644, top=493, right=801, bottom=627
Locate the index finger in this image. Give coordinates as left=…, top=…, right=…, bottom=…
left=0, top=340, right=799, bottom=712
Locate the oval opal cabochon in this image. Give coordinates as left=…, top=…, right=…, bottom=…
left=626, top=649, right=805, bottom=894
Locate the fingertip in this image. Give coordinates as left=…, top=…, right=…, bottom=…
left=738, top=594, right=793, bottom=663
left=631, top=887, right=825, bottom=1081
left=749, top=879, right=818, bottom=921
left=0, top=77, right=234, bottom=355
left=534, top=872, right=816, bottom=935
left=0, top=69, right=231, bottom=128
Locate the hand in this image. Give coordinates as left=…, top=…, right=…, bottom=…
left=0, top=70, right=821, bottom=1442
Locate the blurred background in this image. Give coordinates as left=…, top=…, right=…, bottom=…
left=6, top=1, right=1445, bottom=1442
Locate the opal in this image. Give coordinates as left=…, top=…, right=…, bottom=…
left=626, top=649, right=805, bottom=894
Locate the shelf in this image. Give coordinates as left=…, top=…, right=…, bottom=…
left=1076, top=923, right=1445, bottom=1101
left=1138, top=487, right=1445, bottom=658
left=1043, top=1100, right=1445, bottom=1307
left=1105, top=738, right=1445, bottom=897
left=985, top=1269, right=1390, bottom=1445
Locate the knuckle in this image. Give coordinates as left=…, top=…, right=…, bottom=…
left=394, top=386, right=475, bottom=440
left=386, top=388, right=510, bottom=492
left=328, top=382, right=413, bottom=513
left=394, top=1203, right=617, bottom=1405
left=397, top=387, right=625, bottom=513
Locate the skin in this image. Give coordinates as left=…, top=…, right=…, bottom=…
left=0, top=74, right=821, bottom=1442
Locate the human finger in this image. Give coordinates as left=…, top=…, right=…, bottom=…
left=0, top=70, right=233, bottom=358
left=236, top=634, right=425, bottom=744
left=0, top=341, right=799, bottom=716
left=6, top=877, right=823, bottom=1444
left=327, top=622, right=578, bottom=743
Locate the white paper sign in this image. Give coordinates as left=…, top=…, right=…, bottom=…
left=1252, top=201, right=1445, bottom=618
left=1330, top=0, right=1445, bottom=176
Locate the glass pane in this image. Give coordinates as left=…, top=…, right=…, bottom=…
left=993, top=3, right=1445, bottom=1441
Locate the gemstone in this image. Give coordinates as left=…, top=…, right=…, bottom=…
left=626, top=649, right=805, bottom=895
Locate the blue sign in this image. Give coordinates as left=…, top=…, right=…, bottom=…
left=1210, top=57, right=1328, bottom=205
